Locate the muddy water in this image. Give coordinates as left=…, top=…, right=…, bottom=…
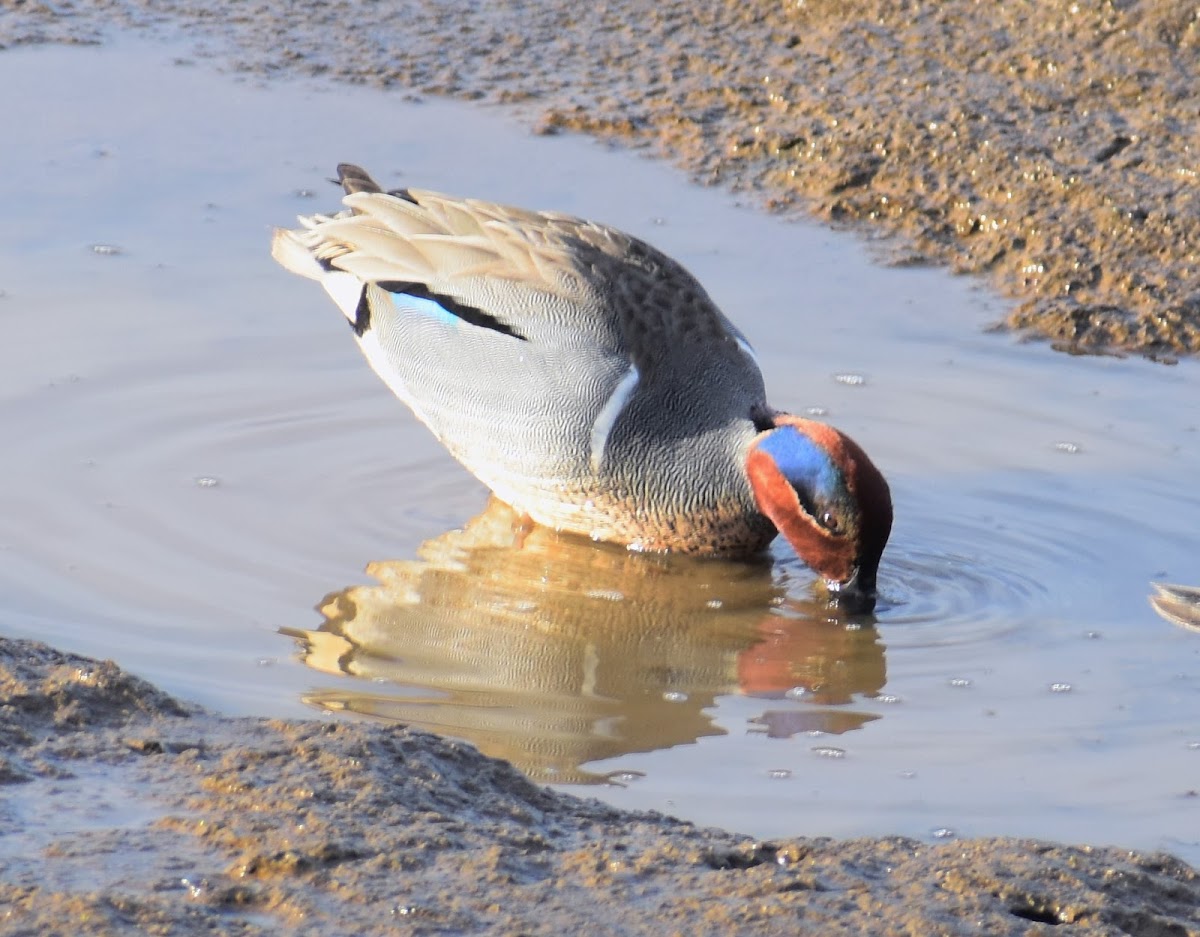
left=1, top=42, right=1198, bottom=864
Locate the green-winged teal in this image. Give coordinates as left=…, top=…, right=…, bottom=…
left=273, top=165, right=893, bottom=611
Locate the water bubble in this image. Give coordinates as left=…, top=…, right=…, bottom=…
left=1186, top=741, right=1200, bottom=751
left=931, top=827, right=957, bottom=840
left=834, top=373, right=866, bottom=386
left=804, top=406, right=829, bottom=417
left=1048, top=682, right=1073, bottom=693
left=874, top=693, right=902, bottom=704
left=948, top=678, right=972, bottom=688
left=784, top=686, right=809, bottom=701
left=705, top=599, right=724, bottom=609
left=1084, top=630, right=1102, bottom=639
left=662, top=691, right=688, bottom=703
left=651, top=217, right=667, bottom=226
left=610, top=771, right=643, bottom=784
left=898, top=770, right=917, bottom=779
left=767, top=768, right=793, bottom=780
left=811, top=746, right=846, bottom=759
left=294, top=188, right=316, bottom=199
left=90, top=243, right=124, bottom=256
left=255, top=657, right=276, bottom=667
left=194, top=476, right=220, bottom=488
left=1054, top=441, right=1081, bottom=454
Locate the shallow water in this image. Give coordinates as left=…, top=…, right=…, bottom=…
left=1, top=42, right=1197, bottom=861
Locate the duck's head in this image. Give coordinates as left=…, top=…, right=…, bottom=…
left=746, top=415, right=893, bottom=614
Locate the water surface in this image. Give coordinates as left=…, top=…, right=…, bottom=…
left=1, top=42, right=1197, bottom=862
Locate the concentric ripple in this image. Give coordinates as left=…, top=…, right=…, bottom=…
left=869, top=495, right=1076, bottom=646
left=0, top=336, right=481, bottom=647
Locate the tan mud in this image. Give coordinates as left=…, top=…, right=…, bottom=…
left=2, top=4, right=1200, bottom=933
left=2, top=637, right=1198, bottom=935
left=4, top=1, right=1198, bottom=355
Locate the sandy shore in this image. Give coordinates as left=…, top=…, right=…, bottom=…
left=4, top=0, right=1199, bottom=356
left=3, top=2, right=1200, bottom=933
left=3, top=637, right=1197, bottom=935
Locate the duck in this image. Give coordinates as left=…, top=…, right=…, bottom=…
left=272, top=164, right=893, bottom=612
left=1149, top=582, right=1200, bottom=633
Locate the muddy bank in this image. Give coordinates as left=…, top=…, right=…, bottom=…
left=4, top=0, right=1199, bottom=356
left=1, top=637, right=1196, bottom=936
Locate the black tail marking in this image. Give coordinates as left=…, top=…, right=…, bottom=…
left=335, top=163, right=383, bottom=195
left=335, top=163, right=418, bottom=204
left=376, top=280, right=526, bottom=340
left=352, top=286, right=371, bottom=337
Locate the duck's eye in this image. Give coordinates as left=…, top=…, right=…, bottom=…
left=819, top=511, right=841, bottom=533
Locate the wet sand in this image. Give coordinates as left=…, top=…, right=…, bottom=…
left=3, top=637, right=1198, bottom=935
left=3, top=2, right=1200, bottom=933
left=5, top=0, right=1199, bottom=356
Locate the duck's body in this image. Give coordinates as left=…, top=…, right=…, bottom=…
left=273, top=165, right=892, bottom=609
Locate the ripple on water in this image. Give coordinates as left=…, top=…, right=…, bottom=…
left=5, top=341, right=1159, bottom=683
left=862, top=486, right=1118, bottom=648
left=0, top=341, right=477, bottom=624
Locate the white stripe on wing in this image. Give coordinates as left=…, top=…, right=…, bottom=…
left=589, top=365, right=640, bottom=473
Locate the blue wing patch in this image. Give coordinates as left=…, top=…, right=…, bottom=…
left=391, top=292, right=462, bottom=329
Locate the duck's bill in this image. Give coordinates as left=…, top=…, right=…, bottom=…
left=822, top=569, right=877, bottom=616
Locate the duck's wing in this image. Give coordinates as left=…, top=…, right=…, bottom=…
left=272, top=166, right=767, bottom=493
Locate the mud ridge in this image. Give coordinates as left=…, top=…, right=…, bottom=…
left=2, top=637, right=1198, bottom=935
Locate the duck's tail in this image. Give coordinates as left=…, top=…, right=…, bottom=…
left=270, top=225, right=325, bottom=281
left=270, top=163, right=385, bottom=281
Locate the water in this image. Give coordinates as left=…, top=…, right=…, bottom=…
left=1, top=41, right=1197, bottom=863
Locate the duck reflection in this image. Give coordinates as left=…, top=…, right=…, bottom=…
left=282, top=500, right=887, bottom=782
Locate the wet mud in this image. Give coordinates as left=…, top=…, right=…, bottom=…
left=3, top=637, right=1198, bottom=935
left=3, top=3, right=1200, bottom=933
left=4, top=0, right=1199, bottom=355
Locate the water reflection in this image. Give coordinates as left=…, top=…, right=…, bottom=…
left=283, top=500, right=886, bottom=782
